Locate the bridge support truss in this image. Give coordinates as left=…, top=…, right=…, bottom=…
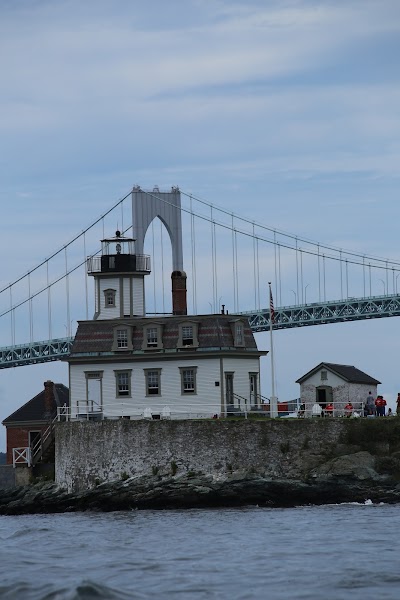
left=0, top=337, right=73, bottom=369
left=242, top=294, right=400, bottom=332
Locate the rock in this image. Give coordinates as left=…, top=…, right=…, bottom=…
left=1, top=466, right=400, bottom=514
left=310, top=451, right=380, bottom=481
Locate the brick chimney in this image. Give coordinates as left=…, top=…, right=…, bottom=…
left=171, top=270, right=187, bottom=315
left=44, top=380, right=55, bottom=418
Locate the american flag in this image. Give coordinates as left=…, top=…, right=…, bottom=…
left=269, top=283, right=275, bottom=324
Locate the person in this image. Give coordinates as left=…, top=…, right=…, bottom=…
left=387, top=408, right=395, bottom=417
left=375, top=395, right=386, bottom=417
left=298, top=403, right=305, bottom=418
left=325, top=402, right=334, bottom=417
left=344, top=402, right=353, bottom=418
left=365, top=391, right=375, bottom=416
left=396, top=393, right=400, bottom=416
left=381, top=396, right=387, bottom=417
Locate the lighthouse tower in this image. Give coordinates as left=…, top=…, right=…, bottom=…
left=87, top=231, right=151, bottom=320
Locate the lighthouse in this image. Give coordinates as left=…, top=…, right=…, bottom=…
left=87, top=230, right=151, bottom=320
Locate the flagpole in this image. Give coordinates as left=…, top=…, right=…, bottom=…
left=268, top=282, right=278, bottom=418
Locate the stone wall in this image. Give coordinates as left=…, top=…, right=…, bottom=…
left=56, top=419, right=351, bottom=492
left=0, top=465, right=32, bottom=489
left=301, top=382, right=373, bottom=414
left=0, top=465, right=15, bottom=489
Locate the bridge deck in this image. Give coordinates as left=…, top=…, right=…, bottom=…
left=241, top=293, right=400, bottom=332
left=0, top=294, right=399, bottom=368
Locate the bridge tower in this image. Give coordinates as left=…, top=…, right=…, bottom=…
left=87, top=231, right=151, bottom=320
left=131, top=186, right=187, bottom=315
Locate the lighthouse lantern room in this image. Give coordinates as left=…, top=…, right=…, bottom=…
left=87, top=230, right=151, bottom=320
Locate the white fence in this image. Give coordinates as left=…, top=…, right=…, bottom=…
left=300, top=401, right=372, bottom=419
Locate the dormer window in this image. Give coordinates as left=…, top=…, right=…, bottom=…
left=177, top=321, right=199, bottom=349
left=142, top=324, right=163, bottom=350
left=230, top=320, right=245, bottom=347
left=117, top=329, right=128, bottom=348
left=104, top=288, right=116, bottom=308
left=236, top=323, right=244, bottom=345
left=147, top=327, right=158, bottom=347
left=112, top=325, right=133, bottom=351
left=182, top=326, right=193, bottom=345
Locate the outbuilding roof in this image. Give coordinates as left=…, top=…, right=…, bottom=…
left=2, top=383, right=69, bottom=425
left=296, top=362, right=381, bottom=385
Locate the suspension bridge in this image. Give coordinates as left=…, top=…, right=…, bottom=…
left=1, top=186, right=400, bottom=369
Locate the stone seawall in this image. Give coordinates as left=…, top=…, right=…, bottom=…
left=2, top=418, right=400, bottom=514
left=56, top=418, right=400, bottom=492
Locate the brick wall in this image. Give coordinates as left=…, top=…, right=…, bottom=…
left=6, top=425, right=47, bottom=465
left=171, top=271, right=187, bottom=315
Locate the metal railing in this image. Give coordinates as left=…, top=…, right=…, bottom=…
left=86, top=255, right=151, bottom=274
left=298, top=401, right=369, bottom=418
left=57, top=397, right=302, bottom=422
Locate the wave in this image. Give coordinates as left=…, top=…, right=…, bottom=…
left=0, top=581, right=139, bottom=600
left=4, top=527, right=54, bottom=540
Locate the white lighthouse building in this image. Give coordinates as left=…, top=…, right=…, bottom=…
left=87, top=230, right=151, bottom=320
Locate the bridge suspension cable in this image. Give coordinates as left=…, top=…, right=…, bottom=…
left=2, top=185, right=400, bottom=367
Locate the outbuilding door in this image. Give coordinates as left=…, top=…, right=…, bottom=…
left=316, top=386, right=333, bottom=409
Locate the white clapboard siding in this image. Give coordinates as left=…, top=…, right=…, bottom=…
left=98, top=277, right=121, bottom=319
left=70, top=355, right=258, bottom=418
left=132, top=276, right=145, bottom=316
left=222, top=356, right=261, bottom=407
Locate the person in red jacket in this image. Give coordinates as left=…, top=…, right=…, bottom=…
left=375, top=395, right=387, bottom=417
left=344, top=402, right=353, bottom=418
left=325, top=402, right=334, bottom=417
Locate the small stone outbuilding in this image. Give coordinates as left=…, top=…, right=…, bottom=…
left=296, top=363, right=380, bottom=417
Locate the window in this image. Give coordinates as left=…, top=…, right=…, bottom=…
left=86, top=371, right=102, bottom=379
left=116, top=329, right=128, bottom=348
left=147, top=327, right=158, bottom=347
left=321, top=370, right=328, bottom=381
left=112, top=326, right=133, bottom=351
left=182, top=326, right=193, bottom=346
left=230, top=320, right=245, bottom=347
left=236, top=323, right=244, bottom=345
left=177, top=321, right=199, bottom=348
left=145, top=369, right=161, bottom=396
left=142, top=324, right=163, bottom=350
left=114, top=370, right=132, bottom=397
left=104, top=288, right=116, bottom=307
left=180, top=367, right=197, bottom=394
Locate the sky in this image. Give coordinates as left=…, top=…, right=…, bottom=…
left=0, top=0, right=400, bottom=450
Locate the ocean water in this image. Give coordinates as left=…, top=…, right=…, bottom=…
left=0, top=503, right=399, bottom=599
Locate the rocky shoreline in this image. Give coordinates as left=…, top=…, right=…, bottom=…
left=2, top=450, right=400, bottom=514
